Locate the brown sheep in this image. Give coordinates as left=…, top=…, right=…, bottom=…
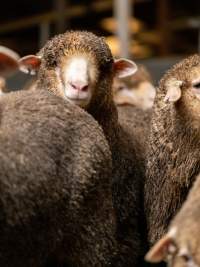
left=145, top=173, right=200, bottom=267
left=19, top=30, right=145, bottom=266
left=144, top=54, right=200, bottom=249
left=0, top=88, right=118, bottom=267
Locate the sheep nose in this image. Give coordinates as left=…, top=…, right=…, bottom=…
left=70, top=82, right=89, bottom=92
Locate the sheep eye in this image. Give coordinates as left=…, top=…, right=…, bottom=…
left=181, top=254, right=191, bottom=262
left=105, top=58, right=112, bottom=63
left=52, top=60, right=57, bottom=66
left=193, top=82, right=200, bottom=89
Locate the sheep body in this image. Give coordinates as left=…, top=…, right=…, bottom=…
left=0, top=89, right=117, bottom=267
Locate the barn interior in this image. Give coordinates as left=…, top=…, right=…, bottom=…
left=1, top=0, right=200, bottom=88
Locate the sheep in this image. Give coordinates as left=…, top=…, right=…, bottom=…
left=113, top=64, right=156, bottom=110
left=144, top=54, right=200, bottom=249
left=0, top=88, right=118, bottom=267
left=19, top=30, right=145, bottom=266
left=0, top=46, right=20, bottom=93
left=145, top=173, right=200, bottom=267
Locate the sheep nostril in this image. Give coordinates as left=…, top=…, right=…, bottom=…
left=70, top=82, right=89, bottom=91
left=81, top=85, right=89, bottom=91
left=70, top=83, right=78, bottom=90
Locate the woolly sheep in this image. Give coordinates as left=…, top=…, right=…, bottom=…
left=144, top=54, right=200, bottom=249
left=19, top=30, right=146, bottom=266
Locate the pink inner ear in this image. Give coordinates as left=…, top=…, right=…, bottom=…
left=114, top=59, right=137, bottom=78
left=19, top=56, right=41, bottom=69
left=114, top=60, right=129, bottom=72
left=145, top=236, right=174, bottom=263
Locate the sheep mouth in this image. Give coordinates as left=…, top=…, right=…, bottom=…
left=66, top=95, right=89, bottom=101
left=64, top=88, right=90, bottom=100
left=65, top=95, right=90, bottom=107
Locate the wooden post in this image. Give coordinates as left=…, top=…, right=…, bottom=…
left=53, top=0, right=67, bottom=34
left=157, top=0, right=170, bottom=56
left=198, top=24, right=200, bottom=53
left=39, top=22, right=50, bottom=48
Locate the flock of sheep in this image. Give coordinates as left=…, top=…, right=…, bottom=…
left=0, top=30, right=199, bottom=267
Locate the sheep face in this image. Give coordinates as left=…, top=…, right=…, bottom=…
left=58, top=53, right=98, bottom=108
left=113, top=78, right=155, bottom=109
left=58, top=54, right=137, bottom=109
left=44, top=31, right=113, bottom=109
left=162, top=61, right=200, bottom=133
left=145, top=224, right=200, bottom=267
left=18, top=31, right=137, bottom=109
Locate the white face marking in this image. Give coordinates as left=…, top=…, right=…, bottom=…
left=61, top=56, right=96, bottom=108
left=65, top=57, right=89, bottom=86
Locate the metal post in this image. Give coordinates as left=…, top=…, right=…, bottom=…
left=39, top=22, right=50, bottom=48
left=114, top=0, right=131, bottom=58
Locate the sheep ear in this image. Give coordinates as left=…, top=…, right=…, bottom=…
left=114, top=58, right=137, bottom=79
left=164, top=78, right=183, bottom=103
left=18, top=55, right=41, bottom=75
left=0, top=46, right=20, bottom=76
left=145, top=230, right=177, bottom=263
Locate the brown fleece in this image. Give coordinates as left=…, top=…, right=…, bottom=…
left=117, top=105, right=152, bottom=155
left=0, top=89, right=118, bottom=267
left=144, top=54, right=200, bottom=248
left=33, top=31, right=144, bottom=266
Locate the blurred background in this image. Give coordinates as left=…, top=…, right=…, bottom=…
left=1, top=0, right=200, bottom=88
